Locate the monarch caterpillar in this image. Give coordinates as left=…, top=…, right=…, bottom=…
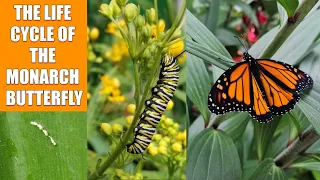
left=208, top=37, right=313, bottom=123
left=126, top=54, right=179, bottom=154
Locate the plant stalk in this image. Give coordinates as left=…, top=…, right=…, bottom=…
left=258, top=0, right=319, bottom=59
left=275, top=127, right=320, bottom=169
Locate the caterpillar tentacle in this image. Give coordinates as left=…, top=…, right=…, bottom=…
left=126, top=54, right=179, bottom=154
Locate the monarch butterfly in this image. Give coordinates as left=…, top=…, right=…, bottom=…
left=126, top=54, right=179, bottom=154
left=208, top=38, right=313, bottom=123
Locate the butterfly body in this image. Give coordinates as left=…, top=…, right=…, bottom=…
left=208, top=52, right=313, bottom=123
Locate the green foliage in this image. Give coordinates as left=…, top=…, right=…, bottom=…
left=0, top=112, right=87, bottom=179
left=248, top=158, right=287, bottom=180
left=186, top=0, right=320, bottom=179
left=186, top=53, right=211, bottom=120
left=186, top=129, right=242, bottom=180
left=277, top=0, right=299, bottom=17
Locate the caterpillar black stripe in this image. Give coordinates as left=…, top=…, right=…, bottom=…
left=126, top=54, right=179, bottom=154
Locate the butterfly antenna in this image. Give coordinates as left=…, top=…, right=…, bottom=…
left=234, top=36, right=248, bottom=52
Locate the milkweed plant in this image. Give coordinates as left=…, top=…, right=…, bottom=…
left=186, top=0, right=320, bottom=180
left=87, top=0, right=186, bottom=179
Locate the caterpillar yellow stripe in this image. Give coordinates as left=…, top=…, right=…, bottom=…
left=126, top=54, right=179, bottom=154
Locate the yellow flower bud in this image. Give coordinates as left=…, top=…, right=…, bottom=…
left=135, top=173, right=143, bottom=180
left=158, top=146, right=167, bottom=155
left=163, top=137, right=171, bottom=143
left=168, top=127, right=176, bottom=135
left=89, top=27, right=99, bottom=40
left=153, top=134, right=162, bottom=141
left=125, top=115, right=134, bottom=125
left=112, top=124, right=123, bottom=134
left=115, top=169, right=124, bottom=177
left=142, top=25, right=152, bottom=39
left=176, top=132, right=186, bottom=141
left=148, top=146, right=158, bottom=156
left=183, top=139, right=187, bottom=147
left=173, top=123, right=179, bottom=129
left=146, top=8, right=156, bottom=24
left=164, top=118, right=173, bottom=126
left=124, top=3, right=138, bottom=22
left=172, top=142, right=182, bottom=152
left=129, top=175, right=135, bottom=180
left=87, top=92, right=91, bottom=100
left=134, top=15, right=145, bottom=30
left=120, top=176, right=129, bottom=180
left=159, top=139, right=168, bottom=147
left=116, top=0, right=128, bottom=7
left=110, top=0, right=121, bottom=17
left=166, top=100, right=174, bottom=110
left=169, top=38, right=184, bottom=57
left=99, top=4, right=113, bottom=18
left=127, top=104, right=136, bottom=114
left=96, top=57, right=103, bottom=63
left=147, top=142, right=155, bottom=150
left=112, top=78, right=120, bottom=88
left=101, top=123, right=112, bottom=135
left=88, top=51, right=96, bottom=61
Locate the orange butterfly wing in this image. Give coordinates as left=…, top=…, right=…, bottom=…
left=257, top=59, right=313, bottom=116
left=208, top=62, right=253, bottom=114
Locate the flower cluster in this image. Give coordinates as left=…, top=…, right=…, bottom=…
left=100, top=74, right=126, bottom=103
left=114, top=169, right=143, bottom=180
left=101, top=122, right=124, bottom=135
left=105, top=20, right=129, bottom=62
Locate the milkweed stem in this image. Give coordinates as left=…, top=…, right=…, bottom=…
left=258, top=0, right=319, bottom=59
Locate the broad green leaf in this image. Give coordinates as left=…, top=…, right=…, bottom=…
left=254, top=118, right=281, bottom=161
left=0, top=112, right=87, bottom=179
left=187, top=53, right=211, bottom=120
left=242, top=160, right=258, bottom=180
left=174, top=89, right=187, bottom=103
left=204, top=0, right=220, bottom=33
left=248, top=27, right=278, bottom=57
left=187, top=129, right=242, bottom=180
left=186, top=10, right=231, bottom=58
left=218, top=113, right=250, bottom=141
left=290, top=157, right=320, bottom=171
left=188, top=115, right=205, bottom=141
left=186, top=10, right=233, bottom=71
left=307, top=139, right=320, bottom=154
left=273, top=10, right=320, bottom=65
left=187, top=39, right=232, bottom=70
left=277, top=0, right=320, bottom=26
left=296, top=43, right=320, bottom=135
left=265, top=116, right=290, bottom=159
left=277, top=0, right=299, bottom=17
left=248, top=158, right=288, bottom=180
left=216, top=28, right=242, bottom=46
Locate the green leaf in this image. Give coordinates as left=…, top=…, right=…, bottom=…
left=188, top=115, right=205, bottom=141
left=0, top=112, right=86, bottom=179
left=187, top=129, right=242, bottom=180
left=248, top=158, right=288, bottom=180
left=218, top=113, right=250, bottom=141
left=204, top=0, right=221, bottom=33
left=290, top=157, right=320, bottom=171
left=254, top=118, right=281, bottom=161
left=174, top=89, right=187, bottom=103
left=186, top=10, right=233, bottom=71
left=216, top=28, right=242, bottom=46
left=187, top=53, right=211, bottom=120
left=296, top=43, right=320, bottom=135
left=277, top=0, right=299, bottom=17
left=273, top=10, right=320, bottom=65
